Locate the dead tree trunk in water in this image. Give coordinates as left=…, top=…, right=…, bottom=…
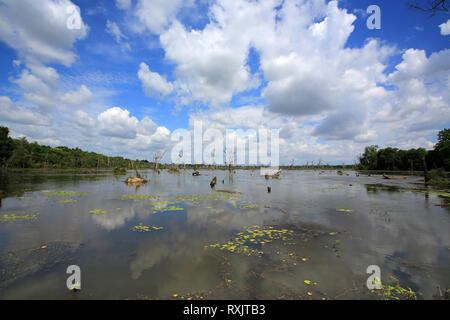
left=422, top=156, right=430, bottom=184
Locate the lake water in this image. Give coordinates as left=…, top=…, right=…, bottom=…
left=0, top=169, right=449, bottom=300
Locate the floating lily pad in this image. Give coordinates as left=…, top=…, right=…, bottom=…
left=131, top=223, right=164, bottom=232
left=89, top=209, right=107, bottom=215
left=0, top=213, right=40, bottom=222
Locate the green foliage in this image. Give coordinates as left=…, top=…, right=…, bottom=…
left=358, top=145, right=379, bottom=170
left=375, top=276, right=418, bottom=300
left=0, top=126, right=154, bottom=169
left=113, top=167, right=127, bottom=175
left=359, top=129, right=449, bottom=171
left=432, top=128, right=450, bottom=170
left=428, top=168, right=449, bottom=185
left=0, top=127, right=14, bottom=166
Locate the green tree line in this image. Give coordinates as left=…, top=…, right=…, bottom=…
left=0, top=126, right=153, bottom=169
left=358, top=128, right=450, bottom=171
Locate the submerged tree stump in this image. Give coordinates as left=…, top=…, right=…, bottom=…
left=210, top=176, right=217, bottom=188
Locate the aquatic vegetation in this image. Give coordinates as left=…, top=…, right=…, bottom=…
left=131, top=223, right=164, bottom=232
left=151, top=200, right=184, bottom=213
left=42, top=191, right=88, bottom=197
left=132, top=223, right=150, bottom=232
left=336, top=209, right=353, bottom=212
left=89, top=209, right=107, bottom=215
left=238, top=204, right=258, bottom=209
left=15, top=196, right=32, bottom=200
left=374, top=276, right=418, bottom=300
left=0, top=213, right=40, bottom=222
left=120, top=194, right=158, bottom=200
left=428, top=168, right=449, bottom=186
left=205, top=225, right=295, bottom=256
left=56, top=199, right=78, bottom=203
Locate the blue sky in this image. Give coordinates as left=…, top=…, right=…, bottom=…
left=0, top=0, right=449, bottom=164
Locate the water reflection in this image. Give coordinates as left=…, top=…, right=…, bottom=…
left=0, top=170, right=448, bottom=299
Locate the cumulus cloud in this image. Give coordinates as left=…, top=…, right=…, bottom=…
left=138, top=62, right=173, bottom=97
left=0, top=0, right=88, bottom=66
left=0, top=96, right=51, bottom=126
left=0, top=0, right=92, bottom=115
left=159, top=0, right=268, bottom=106
left=439, top=19, right=450, bottom=36
left=97, top=107, right=139, bottom=139
left=133, top=0, right=190, bottom=34
left=61, top=85, right=93, bottom=106
left=388, top=49, right=450, bottom=83
left=153, top=0, right=448, bottom=149
left=1, top=0, right=448, bottom=164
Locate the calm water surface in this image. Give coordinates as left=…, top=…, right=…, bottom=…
left=0, top=169, right=449, bottom=299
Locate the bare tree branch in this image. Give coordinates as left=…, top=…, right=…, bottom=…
left=408, top=0, right=449, bottom=15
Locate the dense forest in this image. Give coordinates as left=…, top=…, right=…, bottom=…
left=0, top=126, right=153, bottom=169
left=358, top=128, right=450, bottom=171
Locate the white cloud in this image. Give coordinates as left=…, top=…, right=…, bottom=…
left=106, top=20, right=131, bottom=51
left=98, top=107, right=139, bottom=139
left=439, top=19, right=450, bottom=36
left=159, top=0, right=269, bottom=106
left=138, top=62, right=173, bottom=97
left=388, top=49, right=450, bottom=83
left=133, top=0, right=190, bottom=34
left=0, top=96, right=51, bottom=126
left=61, top=85, right=93, bottom=106
left=74, top=110, right=96, bottom=128
left=0, top=0, right=92, bottom=114
left=0, top=0, right=88, bottom=66
left=115, top=0, right=131, bottom=10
